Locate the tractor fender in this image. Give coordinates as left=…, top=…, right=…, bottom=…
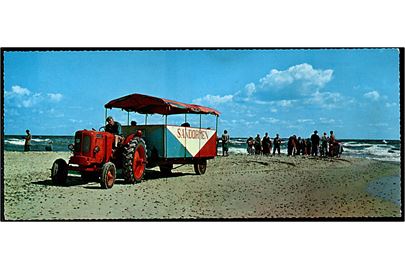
left=123, top=130, right=143, bottom=146
left=123, top=134, right=136, bottom=146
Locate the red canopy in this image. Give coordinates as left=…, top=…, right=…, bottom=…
left=104, top=93, right=220, bottom=116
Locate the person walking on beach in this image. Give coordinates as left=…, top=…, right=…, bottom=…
left=311, top=130, right=320, bottom=156
left=273, top=134, right=281, bottom=155
left=262, top=132, right=271, bottom=155
left=246, top=137, right=254, bottom=155
left=221, top=130, right=230, bottom=156
left=320, top=132, right=328, bottom=156
left=254, top=134, right=262, bottom=155
left=105, top=116, right=123, bottom=148
left=287, top=135, right=297, bottom=156
left=24, top=129, right=32, bottom=152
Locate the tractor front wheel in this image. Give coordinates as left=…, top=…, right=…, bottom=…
left=51, top=158, right=68, bottom=185
left=194, top=159, right=207, bottom=175
left=100, top=162, right=116, bottom=189
left=123, top=137, right=147, bottom=184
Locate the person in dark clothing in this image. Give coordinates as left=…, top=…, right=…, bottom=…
left=254, top=134, right=262, bottom=155
left=287, top=135, right=294, bottom=156
left=262, top=132, right=271, bottom=155
left=310, top=130, right=320, bottom=156
left=296, top=137, right=302, bottom=156
left=105, top=116, right=123, bottom=148
left=246, top=137, right=254, bottom=155
left=273, top=134, right=281, bottom=155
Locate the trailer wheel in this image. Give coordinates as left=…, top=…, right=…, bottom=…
left=51, top=158, right=68, bottom=185
left=159, top=164, right=173, bottom=175
left=123, top=137, right=147, bottom=183
left=100, top=162, right=116, bottom=189
left=194, top=160, right=207, bottom=175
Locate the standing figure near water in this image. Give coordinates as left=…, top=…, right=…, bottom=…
left=246, top=137, right=254, bottom=155
left=24, top=129, right=32, bottom=152
left=221, top=130, right=230, bottom=156
left=273, top=134, right=281, bottom=155
left=254, top=134, right=262, bottom=155
left=320, top=132, right=328, bottom=156
left=262, top=132, right=271, bottom=155
left=329, top=131, right=336, bottom=157
left=311, top=130, right=320, bottom=156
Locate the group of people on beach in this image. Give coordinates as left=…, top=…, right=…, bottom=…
left=221, top=130, right=343, bottom=158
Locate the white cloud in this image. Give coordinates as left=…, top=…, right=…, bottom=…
left=305, top=91, right=347, bottom=109
left=385, top=102, right=396, bottom=108
left=260, top=117, right=280, bottom=124
left=245, top=82, right=256, bottom=96
left=5, top=85, right=64, bottom=109
left=277, top=99, right=295, bottom=107
left=12, top=85, right=31, bottom=95
left=364, top=90, right=380, bottom=101
left=193, top=94, right=233, bottom=105
left=48, top=93, right=63, bottom=102
left=297, top=119, right=314, bottom=124
left=259, top=63, right=333, bottom=89
left=320, top=117, right=336, bottom=124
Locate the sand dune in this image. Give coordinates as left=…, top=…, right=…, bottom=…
left=2, top=151, right=401, bottom=220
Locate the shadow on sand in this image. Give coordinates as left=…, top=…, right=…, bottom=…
left=32, top=170, right=195, bottom=189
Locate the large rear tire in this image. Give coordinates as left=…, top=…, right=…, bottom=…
left=194, top=159, right=207, bottom=175
left=123, top=137, right=147, bottom=184
left=51, top=158, right=68, bottom=185
left=100, top=162, right=116, bottom=189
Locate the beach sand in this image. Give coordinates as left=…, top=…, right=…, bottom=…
left=2, top=151, right=401, bottom=220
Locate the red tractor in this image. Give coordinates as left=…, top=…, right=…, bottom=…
left=51, top=93, right=220, bottom=189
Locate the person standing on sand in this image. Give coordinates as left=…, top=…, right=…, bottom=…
left=221, top=130, right=230, bottom=156
left=329, top=130, right=336, bottom=157
left=311, top=130, right=320, bottom=156
left=262, top=132, right=271, bottom=155
left=24, top=129, right=32, bottom=152
left=254, top=134, right=262, bottom=155
left=273, top=134, right=281, bottom=155
left=246, top=137, right=254, bottom=155
left=321, top=132, right=328, bottom=156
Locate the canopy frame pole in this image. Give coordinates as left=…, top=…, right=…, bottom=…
left=105, top=109, right=108, bottom=124
left=127, top=111, right=130, bottom=125
left=199, top=114, right=202, bottom=158
left=216, top=115, right=219, bottom=156
left=165, top=115, right=168, bottom=158
left=145, top=114, right=148, bottom=125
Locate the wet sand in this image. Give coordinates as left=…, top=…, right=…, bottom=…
left=2, top=151, right=401, bottom=220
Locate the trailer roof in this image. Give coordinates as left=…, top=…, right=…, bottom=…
left=104, top=93, right=221, bottom=116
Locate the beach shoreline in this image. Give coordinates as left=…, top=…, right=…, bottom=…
left=2, top=151, right=402, bottom=220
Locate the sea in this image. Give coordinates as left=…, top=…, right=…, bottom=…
left=2, top=135, right=401, bottom=163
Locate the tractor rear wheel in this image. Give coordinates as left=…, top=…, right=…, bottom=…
left=194, top=159, right=207, bottom=175
left=100, top=162, right=116, bottom=189
left=123, top=137, right=147, bottom=184
left=51, top=158, right=68, bottom=185
left=159, top=164, right=173, bottom=175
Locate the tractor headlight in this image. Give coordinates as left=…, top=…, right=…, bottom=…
left=94, top=146, right=100, bottom=154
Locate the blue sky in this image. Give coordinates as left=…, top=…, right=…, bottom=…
left=3, top=49, right=400, bottom=139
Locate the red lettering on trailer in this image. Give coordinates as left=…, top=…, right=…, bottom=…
left=176, top=128, right=210, bottom=140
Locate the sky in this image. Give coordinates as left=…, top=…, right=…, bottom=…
left=3, top=49, right=401, bottom=139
